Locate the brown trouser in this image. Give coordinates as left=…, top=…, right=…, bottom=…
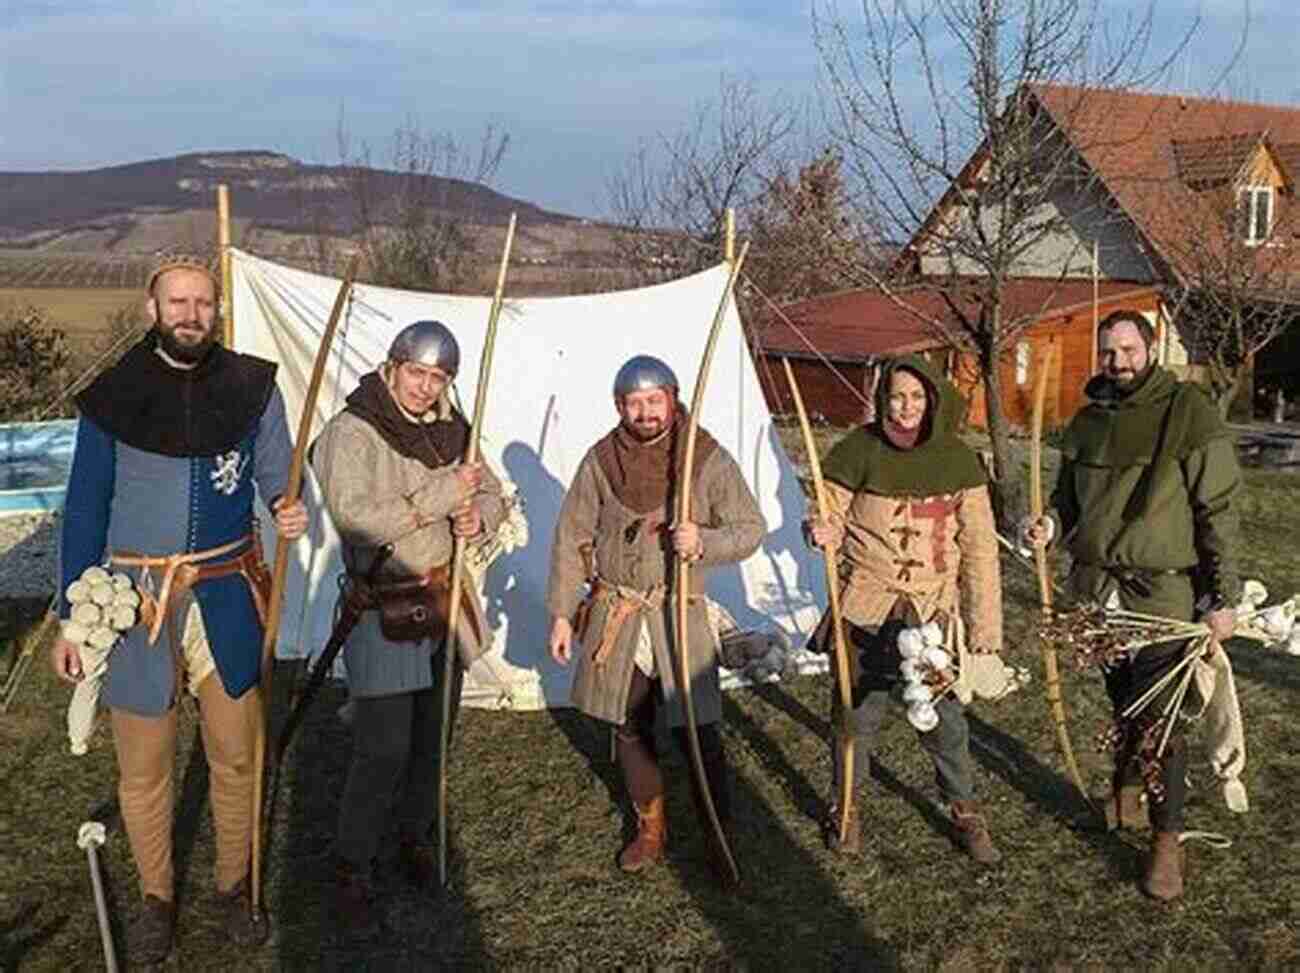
left=110, top=672, right=258, bottom=901
left=615, top=669, right=731, bottom=824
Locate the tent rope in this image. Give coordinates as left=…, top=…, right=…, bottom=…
left=34, top=321, right=152, bottom=421
left=741, top=276, right=874, bottom=412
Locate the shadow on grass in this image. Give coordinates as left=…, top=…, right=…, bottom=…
left=0, top=900, right=69, bottom=972
left=543, top=705, right=641, bottom=856
left=750, top=677, right=1136, bottom=883
left=653, top=694, right=900, bottom=970
left=751, top=680, right=829, bottom=741
left=1226, top=641, right=1300, bottom=695
left=750, top=679, right=961, bottom=847
left=868, top=758, right=961, bottom=845
left=741, top=681, right=828, bottom=823
left=0, top=735, right=52, bottom=810
left=544, top=706, right=624, bottom=811
left=966, top=713, right=1135, bottom=882
left=273, top=661, right=492, bottom=969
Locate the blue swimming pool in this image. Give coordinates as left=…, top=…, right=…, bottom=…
left=0, top=421, right=76, bottom=515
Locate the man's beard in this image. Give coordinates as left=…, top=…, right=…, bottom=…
left=156, top=322, right=216, bottom=364
left=1108, top=363, right=1151, bottom=391
left=623, top=415, right=670, bottom=442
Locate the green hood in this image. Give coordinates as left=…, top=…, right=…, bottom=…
left=821, top=353, right=987, bottom=497
left=1063, top=365, right=1228, bottom=468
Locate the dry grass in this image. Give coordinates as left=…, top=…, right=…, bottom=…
left=0, top=289, right=141, bottom=331
left=1, top=472, right=1298, bottom=970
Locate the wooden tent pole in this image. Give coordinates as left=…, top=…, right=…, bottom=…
left=1089, top=239, right=1099, bottom=375
left=724, top=208, right=736, bottom=263
left=218, top=185, right=234, bottom=348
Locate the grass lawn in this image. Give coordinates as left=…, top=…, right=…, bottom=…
left=1, top=470, right=1298, bottom=970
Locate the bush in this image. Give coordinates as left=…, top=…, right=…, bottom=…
left=0, top=306, right=72, bottom=421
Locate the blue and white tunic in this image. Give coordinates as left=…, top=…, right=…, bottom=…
left=59, top=390, right=293, bottom=716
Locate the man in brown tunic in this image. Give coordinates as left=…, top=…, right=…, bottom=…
left=547, top=355, right=766, bottom=876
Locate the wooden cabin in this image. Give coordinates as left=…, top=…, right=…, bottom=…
left=750, top=280, right=1162, bottom=430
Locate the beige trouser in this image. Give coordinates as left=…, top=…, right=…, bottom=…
left=110, top=670, right=258, bottom=901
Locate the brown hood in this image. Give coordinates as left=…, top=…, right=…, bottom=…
left=593, top=405, right=719, bottom=514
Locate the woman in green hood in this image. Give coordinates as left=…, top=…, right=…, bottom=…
left=806, top=354, right=1009, bottom=863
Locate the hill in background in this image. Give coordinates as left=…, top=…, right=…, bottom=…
left=0, top=151, right=633, bottom=294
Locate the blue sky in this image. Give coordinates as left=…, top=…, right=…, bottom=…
left=2, top=1, right=1296, bottom=216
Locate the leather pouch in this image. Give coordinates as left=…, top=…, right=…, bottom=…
left=376, top=577, right=450, bottom=644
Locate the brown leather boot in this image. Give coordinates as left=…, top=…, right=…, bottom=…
left=1099, top=782, right=1150, bottom=832
left=213, top=876, right=269, bottom=948
left=1142, top=831, right=1184, bottom=901
left=824, top=801, right=862, bottom=855
left=619, top=796, right=667, bottom=872
left=951, top=801, right=1001, bottom=865
left=126, top=894, right=175, bottom=966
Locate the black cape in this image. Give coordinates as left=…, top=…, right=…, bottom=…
left=74, top=331, right=278, bottom=458
left=341, top=371, right=469, bottom=470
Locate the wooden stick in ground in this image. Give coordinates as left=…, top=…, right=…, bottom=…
left=780, top=357, right=855, bottom=845
left=0, top=597, right=57, bottom=714
left=250, top=254, right=359, bottom=918
left=438, top=213, right=517, bottom=887
left=674, top=244, right=749, bottom=888
left=1030, top=343, right=1094, bottom=812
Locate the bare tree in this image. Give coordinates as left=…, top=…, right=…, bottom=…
left=303, top=112, right=510, bottom=293
left=745, top=148, right=878, bottom=303
left=607, top=76, right=797, bottom=281
left=815, top=0, right=1201, bottom=521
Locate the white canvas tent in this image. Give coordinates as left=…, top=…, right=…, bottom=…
left=231, top=249, right=826, bottom=709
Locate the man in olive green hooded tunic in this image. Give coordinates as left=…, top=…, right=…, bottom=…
left=808, top=353, right=1005, bottom=864
left=1026, top=309, right=1240, bottom=902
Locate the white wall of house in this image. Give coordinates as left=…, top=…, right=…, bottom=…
left=920, top=175, right=1157, bottom=282
left=1153, top=301, right=1190, bottom=366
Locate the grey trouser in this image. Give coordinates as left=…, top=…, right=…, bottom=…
left=831, top=690, right=976, bottom=804
left=336, top=648, right=464, bottom=869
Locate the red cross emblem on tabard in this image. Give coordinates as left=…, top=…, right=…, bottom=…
left=901, top=494, right=961, bottom=575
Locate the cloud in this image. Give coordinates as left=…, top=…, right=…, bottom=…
left=1, top=0, right=1294, bottom=216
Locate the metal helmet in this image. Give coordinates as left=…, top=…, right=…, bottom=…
left=387, top=320, right=460, bottom=375
left=613, top=355, right=679, bottom=397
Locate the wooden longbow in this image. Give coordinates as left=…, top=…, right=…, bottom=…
left=1030, top=343, right=1092, bottom=811
left=252, top=254, right=360, bottom=918
left=438, top=214, right=517, bottom=887
left=674, top=243, right=749, bottom=887
left=780, top=358, right=856, bottom=845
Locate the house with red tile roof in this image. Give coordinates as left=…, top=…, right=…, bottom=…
left=752, top=83, right=1300, bottom=427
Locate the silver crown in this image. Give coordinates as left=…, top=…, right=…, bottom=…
left=613, top=355, right=679, bottom=397
left=388, top=320, right=460, bottom=375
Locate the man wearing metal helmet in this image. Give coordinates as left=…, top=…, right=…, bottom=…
left=311, top=320, right=505, bottom=927
left=547, top=354, right=766, bottom=880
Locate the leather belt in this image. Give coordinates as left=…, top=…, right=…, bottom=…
left=110, top=534, right=269, bottom=645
